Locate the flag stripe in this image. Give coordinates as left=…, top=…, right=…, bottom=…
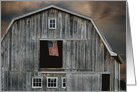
left=48, top=41, right=59, bottom=56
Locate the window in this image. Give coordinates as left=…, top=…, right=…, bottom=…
left=49, top=18, right=56, bottom=29
left=32, top=77, right=42, bottom=88
left=47, top=77, right=58, bottom=88
left=40, top=40, right=63, bottom=68
left=62, top=77, right=66, bottom=88
left=102, top=74, right=110, bottom=91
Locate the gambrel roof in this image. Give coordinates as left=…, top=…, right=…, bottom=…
left=1, top=5, right=123, bottom=63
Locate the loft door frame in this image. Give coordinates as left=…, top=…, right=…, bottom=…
left=38, top=39, right=64, bottom=71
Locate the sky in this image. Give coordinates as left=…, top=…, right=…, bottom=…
left=1, top=1, right=126, bottom=79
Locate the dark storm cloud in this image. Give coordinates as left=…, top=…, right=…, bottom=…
left=1, top=1, right=126, bottom=79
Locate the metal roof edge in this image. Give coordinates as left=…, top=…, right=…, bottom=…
left=1, top=19, right=15, bottom=42
left=113, top=55, right=124, bottom=64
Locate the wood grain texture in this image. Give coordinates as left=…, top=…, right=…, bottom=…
left=1, top=8, right=120, bottom=91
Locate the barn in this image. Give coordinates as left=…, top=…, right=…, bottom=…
left=1, top=5, right=123, bottom=91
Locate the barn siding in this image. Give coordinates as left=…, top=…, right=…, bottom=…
left=1, top=8, right=120, bottom=91
left=67, top=73, right=101, bottom=91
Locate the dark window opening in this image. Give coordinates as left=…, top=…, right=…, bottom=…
left=47, top=77, right=57, bottom=88
left=32, top=77, right=42, bottom=88
left=40, top=40, right=62, bottom=68
left=49, top=19, right=56, bottom=29
left=102, top=74, right=110, bottom=91
left=62, top=77, right=66, bottom=88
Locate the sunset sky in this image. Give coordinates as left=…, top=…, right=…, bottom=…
left=1, top=1, right=126, bottom=79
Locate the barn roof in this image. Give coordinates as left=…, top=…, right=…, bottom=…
left=1, top=5, right=123, bottom=63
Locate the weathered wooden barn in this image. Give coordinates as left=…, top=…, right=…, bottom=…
left=1, top=5, right=123, bottom=91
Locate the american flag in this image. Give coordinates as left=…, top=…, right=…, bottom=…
left=48, top=41, right=59, bottom=56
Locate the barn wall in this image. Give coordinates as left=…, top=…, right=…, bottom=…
left=1, top=8, right=120, bottom=91
left=67, top=73, right=101, bottom=91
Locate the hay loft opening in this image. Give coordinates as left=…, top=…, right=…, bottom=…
left=40, top=40, right=63, bottom=68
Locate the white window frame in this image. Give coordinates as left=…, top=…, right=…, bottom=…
left=32, top=77, right=43, bottom=88
left=62, top=77, right=66, bottom=88
left=48, top=18, right=56, bottom=29
left=47, top=77, right=58, bottom=88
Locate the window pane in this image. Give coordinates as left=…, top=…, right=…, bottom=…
left=50, top=20, right=52, bottom=23
left=33, top=83, right=36, bottom=86
left=54, top=79, right=56, bottom=82
left=51, top=83, right=53, bottom=87
left=63, top=83, right=65, bottom=87
left=50, top=24, right=52, bottom=28
left=48, top=83, right=50, bottom=87
left=53, top=20, right=55, bottom=23
left=54, top=83, right=56, bottom=87
left=53, top=24, right=55, bottom=28
left=39, top=83, right=41, bottom=86
left=33, top=79, right=36, bottom=82
left=48, top=78, right=50, bottom=82
left=37, top=78, right=39, bottom=82
left=39, top=79, right=41, bottom=82
left=63, top=79, right=65, bottom=82
left=36, top=83, right=39, bottom=86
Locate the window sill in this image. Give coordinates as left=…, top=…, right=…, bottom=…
left=39, top=68, right=64, bottom=71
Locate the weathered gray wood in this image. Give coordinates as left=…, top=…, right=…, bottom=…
left=1, top=8, right=120, bottom=91
left=98, top=37, right=102, bottom=71
left=26, top=72, right=32, bottom=91
left=92, top=28, right=95, bottom=71
left=14, top=23, right=18, bottom=71
left=11, top=72, right=18, bottom=91
left=63, top=40, right=67, bottom=69
left=101, top=41, right=104, bottom=72
left=33, top=15, right=38, bottom=71
left=29, top=16, right=34, bottom=71
left=4, top=35, right=7, bottom=71
left=58, top=12, right=62, bottom=38
left=53, top=9, right=57, bottom=38
left=106, top=51, right=109, bottom=72
left=66, top=41, right=71, bottom=69
left=80, top=41, right=85, bottom=69
left=62, top=12, right=65, bottom=38
left=82, top=74, right=92, bottom=91
left=23, top=19, right=27, bottom=72
left=11, top=24, right=15, bottom=71
left=19, top=20, right=24, bottom=71
left=71, top=41, right=75, bottom=69
left=77, top=41, right=80, bottom=69
left=115, top=61, right=119, bottom=91
left=104, top=47, right=107, bottom=71
left=95, top=33, right=98, bottom=71
left=25, top=18, right=30, bottom=71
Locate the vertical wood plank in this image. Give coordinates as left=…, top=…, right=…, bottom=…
left=23, top=19, right=27, bottom=72
left=25, top=18, right=30, bottom=71
left=11, top=72, right=18, bottom=91
left=71, top=41, right=76, bottom=69
left=70, top=16, right=73, bottom=38
left=33, top=15, right=38, bottom=71
left=62, top=12, right=65, bottom=38
left=80, top=41, right=85, bottom=69
left=63, top=40, right=67, bottom=69
left=66, top=41, right=71, bottom=69
left=92, top=29, right=95, bottom=71
left=101, top=41, right=104, bottom=72
left=11, top=24, right=15, bottom=71
left=58, top=12, right=62, bottom=38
